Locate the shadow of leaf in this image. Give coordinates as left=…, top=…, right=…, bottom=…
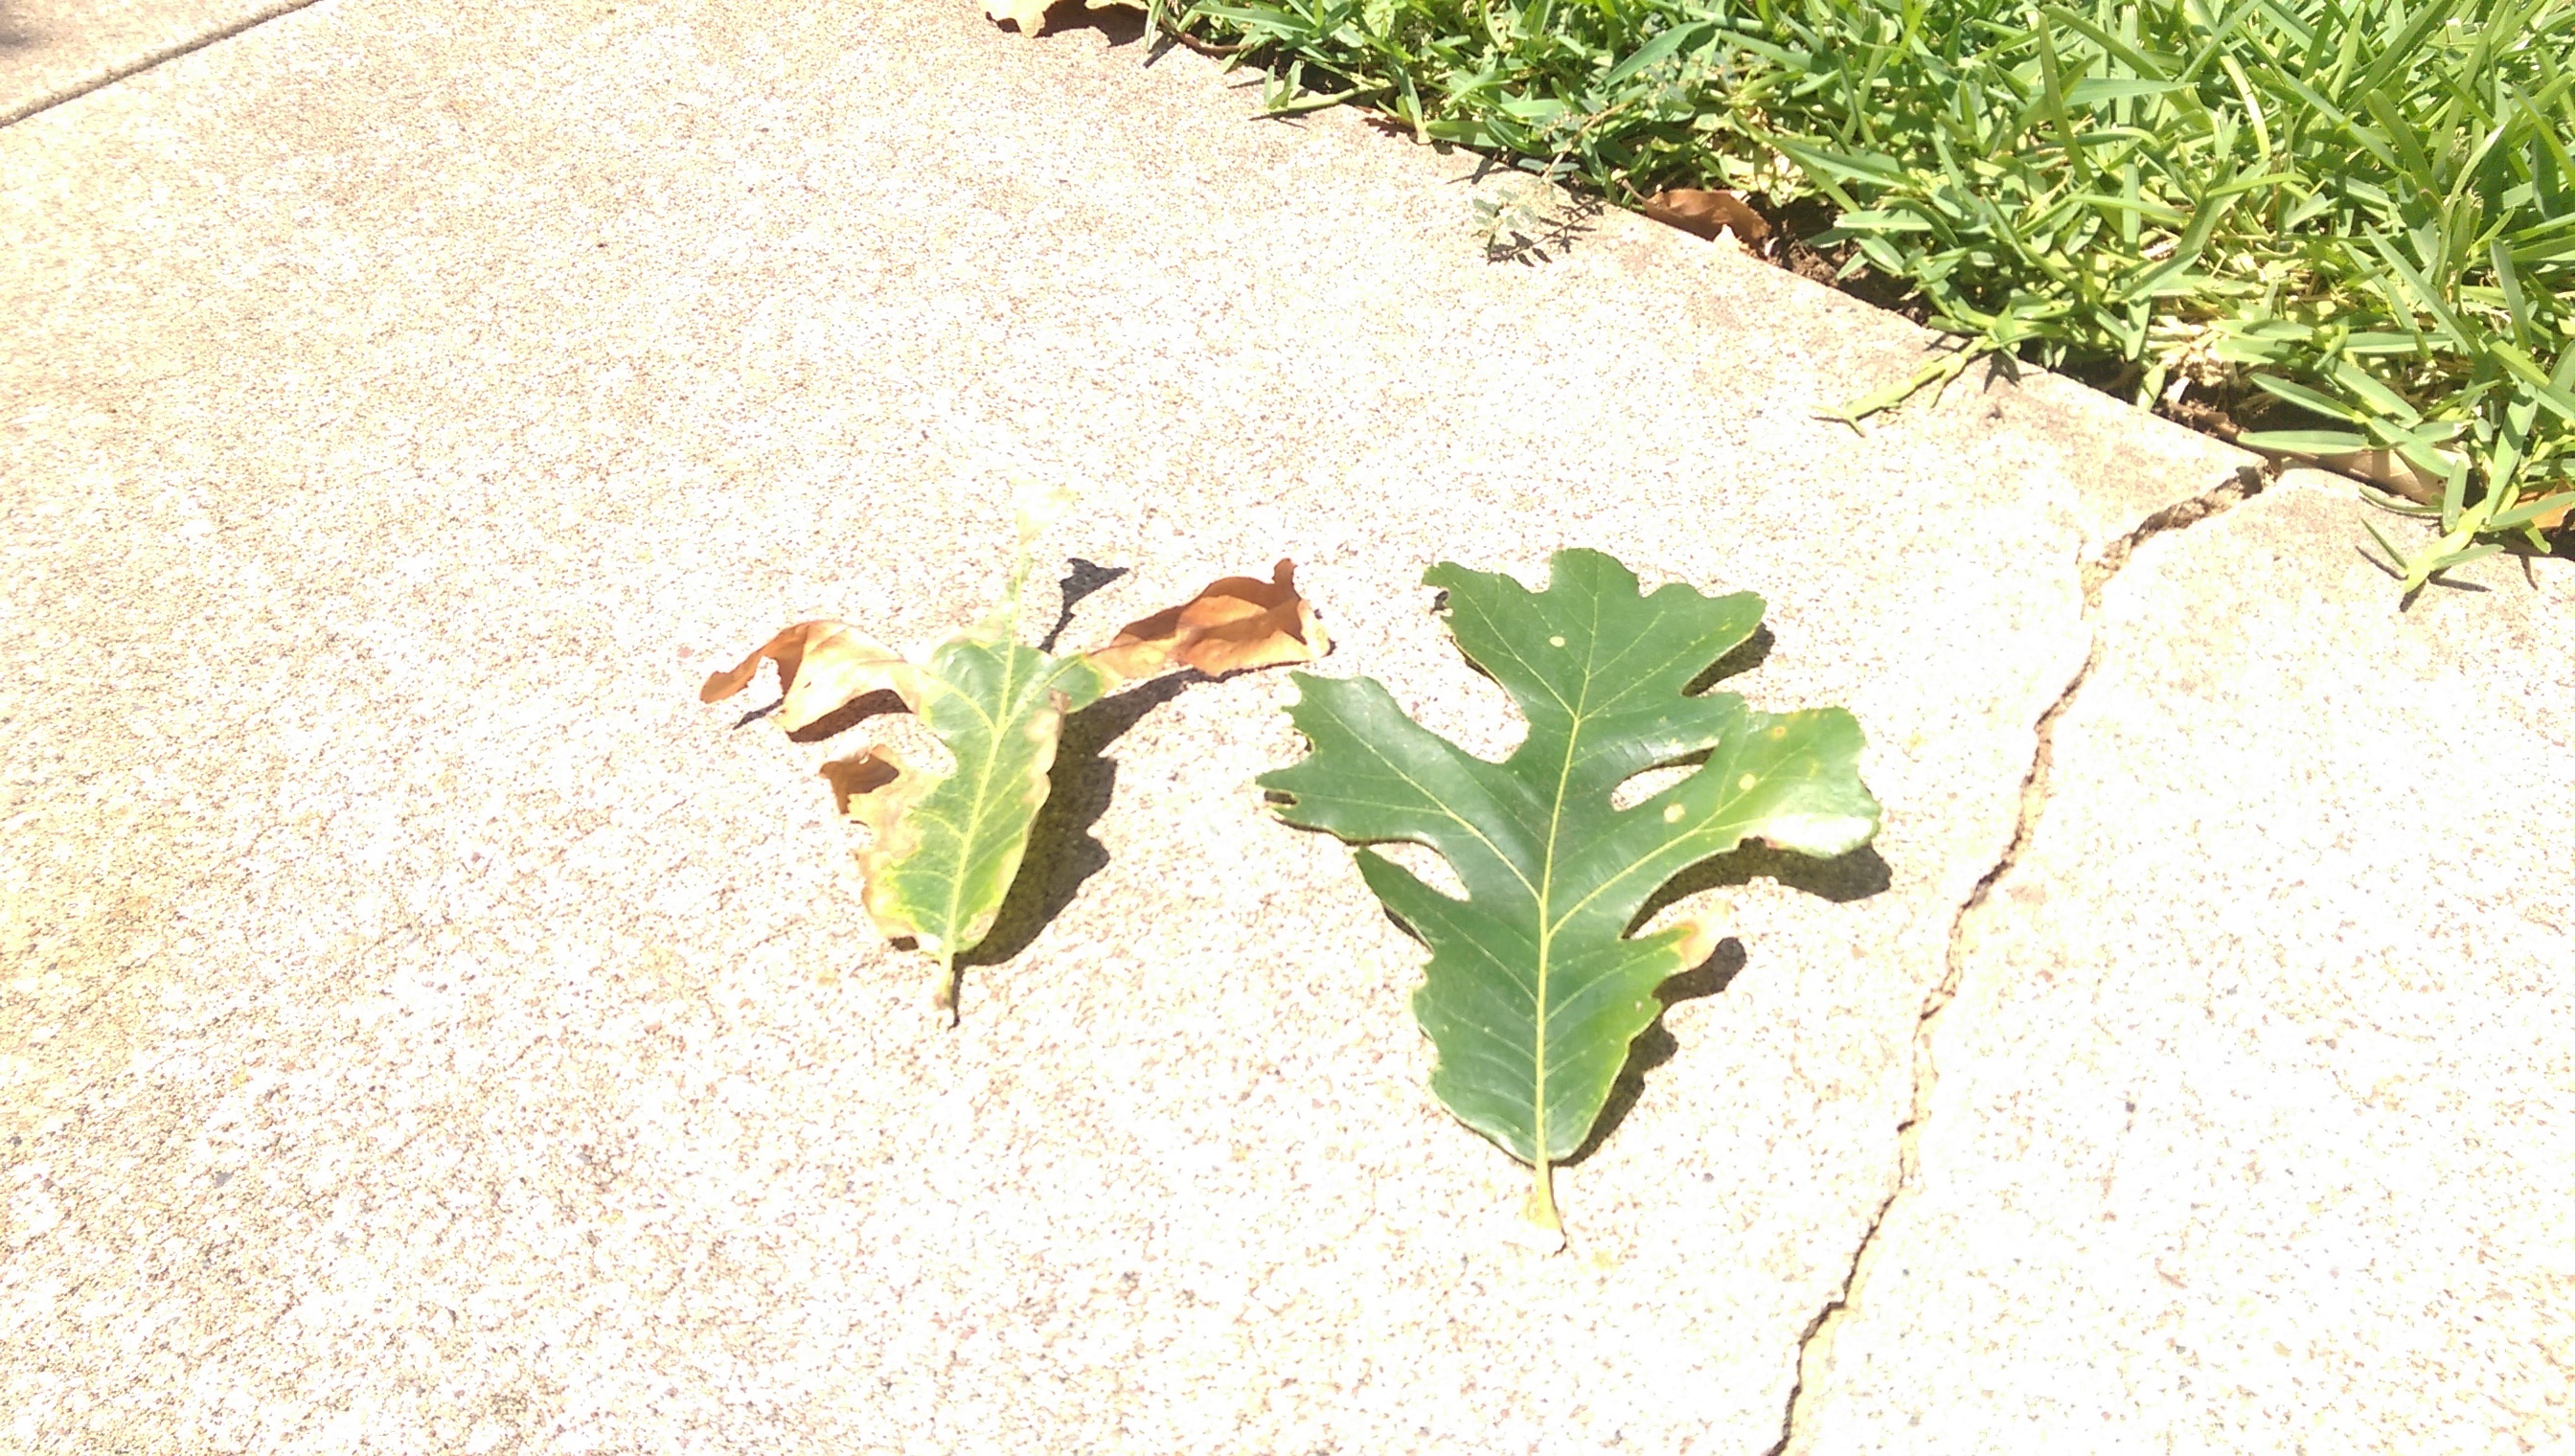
left=1568, top=936, right=1748, bottom=1166
left=1038, top=557, right=1130, bottom=653
left=958, top=671, right=1197, bottom=969
left=783, top=688, right=910, bottom=743
left=1028, top=0, right=1147, bottom=44
left=1565, top=840, right=1890, bottom=1162
left=1687, top=623, right=1773, bottom=695
left=1631, top=840, right=1895, bottom=923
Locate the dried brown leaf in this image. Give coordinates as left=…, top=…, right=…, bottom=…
left=1642, top=189, right=1771, bottom=250
left=2304, top=448, right=2567, bottom=528
left=1084, top=559, right=1332, bottom=682
left=698, top=622, right=923, bottom=733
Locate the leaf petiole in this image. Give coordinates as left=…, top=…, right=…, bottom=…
left=1526, top=1161, right=1561, bottom=1233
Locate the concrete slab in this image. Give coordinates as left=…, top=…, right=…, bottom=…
left=7, top=0, right=2255, bottom=1451
left=1787, top=475, right=2575, bottom=1454
left=0, top=0, right=311, bottom=125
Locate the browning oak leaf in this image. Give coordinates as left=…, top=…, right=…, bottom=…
left=708, top=562, right=1327, bottom=1013
left=1258, top=549, right=1878, bottom=1243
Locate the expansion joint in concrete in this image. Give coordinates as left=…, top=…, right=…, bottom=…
left=0, top=0, right=331, bottom=129
left=1762, top=461, right=2271, bottom=1456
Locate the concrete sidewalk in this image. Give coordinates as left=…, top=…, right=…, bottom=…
left=2, top=3, right=2565, bottom=1452
left=0, top=0, right=309, bottom=125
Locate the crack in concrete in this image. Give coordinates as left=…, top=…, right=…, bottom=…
left=1762, top=462, right=2271, bottom=1456
left=1, top=0, right=332, bottom=130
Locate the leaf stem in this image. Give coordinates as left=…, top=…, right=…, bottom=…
left=1525, top=1158, right=1561, bottom=1232
left=934, top=948, right=960, bottom=1026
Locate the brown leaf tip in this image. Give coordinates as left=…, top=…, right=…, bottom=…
left=699, top=623, right=818, bottom=705
left=1667, top=916, right=1721, bottom=972
left=699, top=621, right=922, bottom=733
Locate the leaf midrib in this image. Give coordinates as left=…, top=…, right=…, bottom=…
left=1529, top=608, right=1703, bottom=942
left=933, top=642, right=1027, bottom=957
left=1529, top=589, right=1607, bottom=1162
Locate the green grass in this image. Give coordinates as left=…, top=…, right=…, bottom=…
left=1154, top=0, right=2575, bottom=590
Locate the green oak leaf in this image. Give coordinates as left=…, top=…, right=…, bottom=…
left=1258, top=549, right=1880, bottom=1239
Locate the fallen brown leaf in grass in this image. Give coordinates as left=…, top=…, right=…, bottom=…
left=699, top=622, right=923, bottom=733
left=2319, top=446, right=2444, bottom=506
left=2288, top=447, right=2566, bottom=530
left=1643, top=189, right=1771, bottom=250
left=1087, top=559, right=1333, bottom=682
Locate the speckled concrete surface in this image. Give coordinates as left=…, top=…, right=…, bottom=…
left=8, top=1, right=2529, bottom=1452
left=0, top=0, right=312, bottom=125
left=1787, top=476, right=2575, bottom=1455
